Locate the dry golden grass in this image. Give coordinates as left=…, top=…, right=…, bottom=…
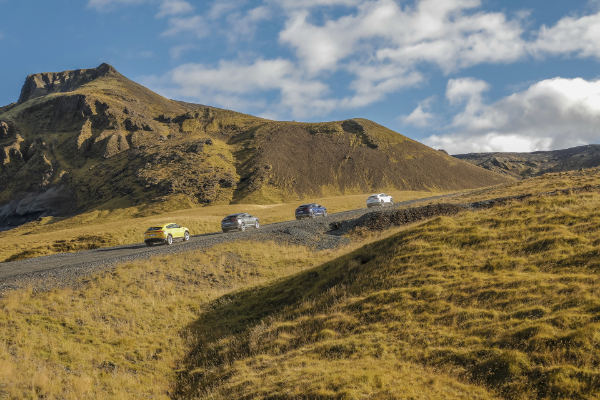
left=0, top=241, right=342, bottom=399
left=0, top=189, right=449, bottom=262
left=4, top=172, right=600, bottom=399
left=174, top=180, right=600, bottom=399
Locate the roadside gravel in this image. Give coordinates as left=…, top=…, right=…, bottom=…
left=0, top=191, right=466, bottom=295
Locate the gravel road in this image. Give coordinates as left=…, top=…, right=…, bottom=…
left=0, top=192, right=466, bottom=294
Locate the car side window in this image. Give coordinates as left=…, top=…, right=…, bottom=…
left=175, top=225, right=180, bottom=228
left=166, top=224, right=172, bottom=229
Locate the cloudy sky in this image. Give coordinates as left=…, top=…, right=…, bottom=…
left=1, top=0, right=600, bottom=154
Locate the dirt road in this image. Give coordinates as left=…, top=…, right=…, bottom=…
left=0, top=192, right=465, bottom=294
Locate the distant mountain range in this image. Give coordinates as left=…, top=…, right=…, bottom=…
left=0, top=63, right=511, bottom=228
left=454, top=145, right=600, bottom=179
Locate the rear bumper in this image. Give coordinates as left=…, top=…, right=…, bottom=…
left=145, top=238, right=167, bottom=244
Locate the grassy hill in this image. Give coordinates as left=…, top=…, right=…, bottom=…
left=0, top=63, right=512, bottom=229
left=0, top=169, right=599, bottom=398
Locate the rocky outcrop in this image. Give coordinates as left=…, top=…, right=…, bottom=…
left=0, top=185, right=74, bottom=228
left=104, top=132, right=130, bottom=158
left=18, top=63, right=120, bottom=104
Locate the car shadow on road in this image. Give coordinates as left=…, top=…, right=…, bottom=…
left=96, top=244, right=149, bottom=252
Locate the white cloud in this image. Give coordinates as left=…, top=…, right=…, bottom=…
left=342, top=63, right=424, bottom=108
left=161, top=15, right=208, bottom=38
left=530, top=12, right=600, bottom=59
left=142, top=59, right=335, bottom=118
left=279, top=0, right=526, bottom=75
left=424, top=77, right=600, bottom=154
left=402, top=97, right=436, bottom=127
left=156, top=0, right=193, bottom=18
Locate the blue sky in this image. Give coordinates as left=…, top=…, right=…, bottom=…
left=1, top=0, right=600, bottom=154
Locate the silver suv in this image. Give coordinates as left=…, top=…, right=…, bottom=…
left=221, top=213, right=260, bottom=232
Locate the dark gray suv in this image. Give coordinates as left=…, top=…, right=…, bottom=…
left=221, top=213, right=260, bottom=233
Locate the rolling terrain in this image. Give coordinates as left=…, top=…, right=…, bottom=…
left=0, top=169, right=599, bottom=399
left=454, top=145, right=600, bottom=179
left=0, top=63, right=511, bottom=230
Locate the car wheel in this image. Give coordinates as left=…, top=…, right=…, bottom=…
left=184, top=231, right=190, bottom=241
left=381, top=200, right=385, bottom=206
left=166, top=235, right=173, bottom=245
left=145, top=242, right=152, bottom=247
left=240, top=223, right=246, bottom=232
left=323, top=210, right=327, bottom=217
left=222, top=229, right=228, bottom=233
left=255, top=220, right=259, bottom=229
left=296, top=217, right=301, bottom=220
left=390, top=199, right=394, bottom=206
left=311, top=212, right=316, bottom=219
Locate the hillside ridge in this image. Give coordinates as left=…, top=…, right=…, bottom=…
left=454, top=144, right=600, bottom=178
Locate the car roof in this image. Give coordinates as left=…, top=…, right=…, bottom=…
left=149, top=223, right=176, bottom=228
left=226, top=213, right=244, bottom=217
left=299, top=203, right=316, bottom=206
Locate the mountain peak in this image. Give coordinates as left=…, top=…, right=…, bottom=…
left=17, top=63, right=121, bottom=104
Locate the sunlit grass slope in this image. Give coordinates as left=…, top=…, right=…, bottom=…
left=175, top=175, right=600, bottom=399
left=0, top=230, right=422, bottom=399
left=0, top=189, right=446, bottom=262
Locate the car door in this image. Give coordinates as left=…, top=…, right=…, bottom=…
left=315, top=204, right=323, bottom=215
left=174, top=224, right=183, bottom=238
left=247, top=214, right=255, bottom=225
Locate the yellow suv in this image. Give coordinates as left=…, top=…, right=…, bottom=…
left=144, top=223, right=190, bottom=246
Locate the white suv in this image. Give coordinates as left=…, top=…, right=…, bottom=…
left=366, top=193, right=394, bottom=208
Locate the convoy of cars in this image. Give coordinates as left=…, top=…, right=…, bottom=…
left=147, top=193, right=395, bottom=244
